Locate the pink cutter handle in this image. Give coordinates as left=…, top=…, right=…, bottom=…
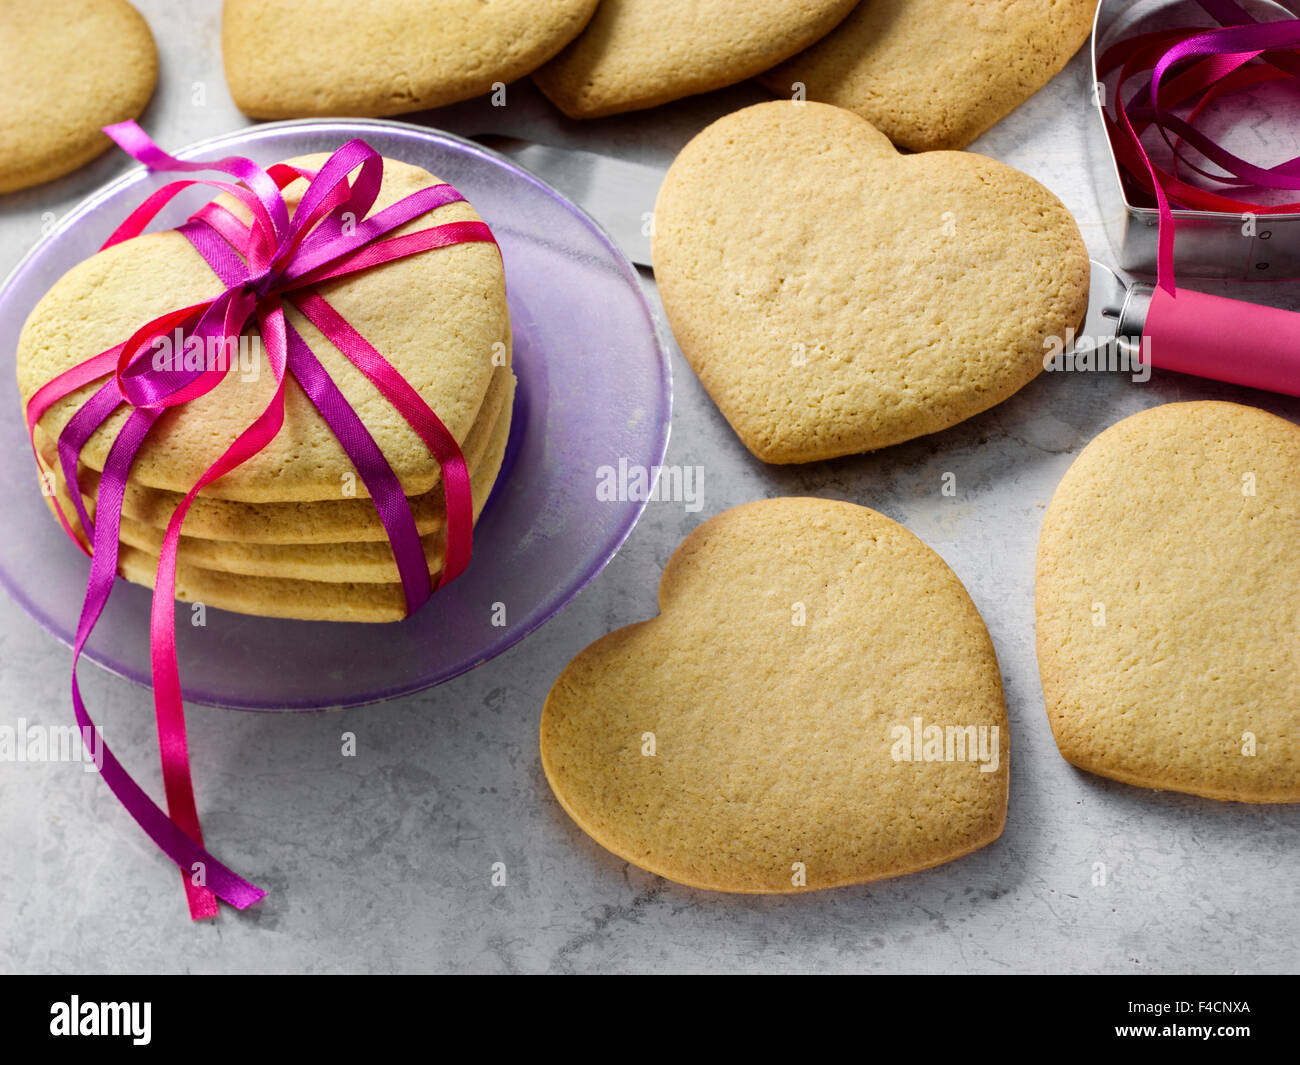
left=1144, top=286, right=1300, bottom=397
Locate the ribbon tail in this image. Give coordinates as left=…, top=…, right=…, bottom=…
left=77, top=408, right=266, bottom=914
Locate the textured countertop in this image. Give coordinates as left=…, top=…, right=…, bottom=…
left=2, top=1, right=1297, bottom=974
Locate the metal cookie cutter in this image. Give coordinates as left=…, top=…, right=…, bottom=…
left=1090, top=0, right=1300, bottom=280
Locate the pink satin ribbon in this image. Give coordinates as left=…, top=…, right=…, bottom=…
left=1099, top=0, right=1300, bottom=292
left=25, top=123, right=496, bottom=919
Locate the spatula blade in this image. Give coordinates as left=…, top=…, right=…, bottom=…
left=474, top=135, right=661, bottom=268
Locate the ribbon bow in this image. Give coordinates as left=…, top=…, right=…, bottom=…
left=1099, top=0, right=1300, bottom=292
left=24, top=123, right=497, bottom=919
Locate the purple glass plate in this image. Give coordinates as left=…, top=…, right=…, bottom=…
left=0, top=119, right=671, bottom=710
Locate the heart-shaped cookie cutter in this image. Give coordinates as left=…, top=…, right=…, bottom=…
left=1091, top=0, right=1300, bottom=280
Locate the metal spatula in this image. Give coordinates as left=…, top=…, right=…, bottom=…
left=475, top=134, right=659, bottom=267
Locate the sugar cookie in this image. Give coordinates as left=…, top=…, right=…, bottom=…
left=533, top=0, right=858, bottom=118
left=542, top=497, right=1009, bottom=893
left=761, top=0, right=1097, bottom=151
left=1036, top=401, right=1300, bottom=803
left=653, top=101, right=1089, bottom=463
left=0, top=0, right=157, bottom=194
left=223, top=0, right=600, bottom=118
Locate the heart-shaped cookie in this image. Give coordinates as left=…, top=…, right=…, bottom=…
left=223, top=0, right=600, bottom=118
left=1037, top=401, right=1300, bottom=803
left=0, top=0, right=157, bottom=194
left=541, top=498, right=1009, bottom=893
left=760, top=0, right=1097, bottom=151
left=652, top=101, right=1089, bottom=464
left=532, top=0, right=859, bottom=118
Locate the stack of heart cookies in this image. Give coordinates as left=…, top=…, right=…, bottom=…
left=17, top=154, right=513, bottom=623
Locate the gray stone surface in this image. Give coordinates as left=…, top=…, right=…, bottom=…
left=1, top=1, right=1297, bottom=974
